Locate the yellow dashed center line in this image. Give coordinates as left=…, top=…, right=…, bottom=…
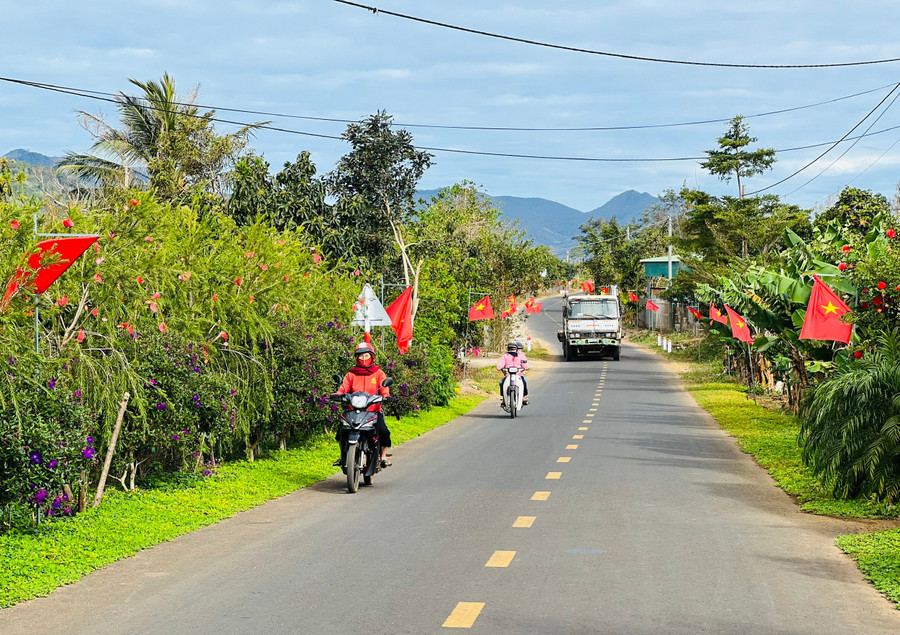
left=585, top=413, right=595, bottom=418
left=513, top=516, right=536, bottom=528
left=582, top=419, right=592, bottom=424
left=557, top=456, right=571, bottom=463
left=485, top=550, right=516, bottom=567
left=566, top=444, right=578, bottom=450
left=546, top=471, right=563, bottom=479
left=589, top=408, right=598, bottom=412
left=572, top=434, right=584, bottom=440
left=443, top=602, right=485, bottom=628
left=532, top=491, right=551, bottom=500
left=578, top=427, right=589, bottom=430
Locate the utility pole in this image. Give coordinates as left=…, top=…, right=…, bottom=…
left=667, top=214, right=673, bottom=280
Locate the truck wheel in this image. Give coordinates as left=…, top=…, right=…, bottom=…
left=612, top=347, right=620, bottom=361
left=565, top=343, right=574, bottom=361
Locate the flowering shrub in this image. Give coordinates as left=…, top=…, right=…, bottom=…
left=0, top=373, right=96, bottom=525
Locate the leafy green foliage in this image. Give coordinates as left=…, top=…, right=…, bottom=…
left=800, top=329, right=900, bottom=502
left=699, top=115, right=776, bottom=197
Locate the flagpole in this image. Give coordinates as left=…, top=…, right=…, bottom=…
left=464, top=287, right=471, bottom=383
left=746, top=342, right=757, bottom=404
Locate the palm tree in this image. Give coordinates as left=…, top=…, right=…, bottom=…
left=59, top=74, right=259, bottom=197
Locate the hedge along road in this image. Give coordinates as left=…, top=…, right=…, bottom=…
left=2, top=297, right=900, bottom=633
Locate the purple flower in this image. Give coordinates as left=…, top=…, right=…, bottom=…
left=193, top=366, right=201, bottom=372
left=194, top=402, right=201, bottom=408
left=150, top=378, right=157, bottom=385
left=51, top=498, right=61, bottom=509
left=74, top=389, right=82, bottom=398
left=156, top=403, right=167, bottom=410
left=192, top=394, right=200, bottom=401
left=172, top=434, right=180, bottom=440
left=29, top=451, right=42, bottom=464
left=349, top=337, right=354, bottom=343
left=184, top=429, right=190, bottom=434
left=64, top=508, right=72, bottom=515
left=7, top=356, right=16, bottom=366
left=305, top=334, right=312, bottom=339
left=34, top=489, right=48, bottom=504
left=86, top=436, right=94, bottom=446
left=230, top=389, right=236, bottom=396
left=203, top=470, right=211, bottom=476
left=48, top=459, right=58, bottom=469
left=328, top=321, right=334, bottom=328
left=82, top=447, right=96, bottom=460
left=48, top=378, right=56, bottom=389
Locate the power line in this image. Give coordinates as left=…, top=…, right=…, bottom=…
left=4, top=75, right=893, bottom=133
left=748, top=82, right=900, bottom=196
left=7, top=74, right=900, bottom=164
left=334, top=0, right=900, bottom=69
left=784, top=90, right=900, bottom=197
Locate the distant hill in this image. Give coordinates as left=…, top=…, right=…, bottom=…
left=587, top=190, right=659, bottom=222
left=3, top=149, right=61, bottom=167
left=417, top=188, right=659, bottom=257
left=2, top=149, right=83, bottom=197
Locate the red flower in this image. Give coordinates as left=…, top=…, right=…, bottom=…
left=861, top=302, right=870, bottom=309
left=283, top=275, right=289, bottom=281
left=77, top=329, right=85, bottom=343
left=878, top=281, right=887, bottom=290
left=158, top=322, right=168, bottom=333
left=129, top=199, right=140, bottom=207
left=212, top=293, right=218, bottom=302
left=873, top=296, right=883, bottom=306
left=235, top=278, right=242, bottom=286
left=151, top=292, right=160, bottom=300
left=62, top=218, right=74, bottom=228
left=249, top=296, right=255, bottom=303
left=313, top=253, right=322, bottom=264
left=90, top=308, right=99, bottom=316
left=136, top=275, right=145, bottom=284
left=838, top=263, right=847, bottom=271
left=57, top=296, right=68, bottom=307
left=94, top=273, right=103, bottom=282
left=854, top=351, right=863, bottom=359
left=841, top=244, right=851, bottom=253
left=218, top=331, right=228, bottom=341
left=10, top=220, right=19, bottom=230
left=887, top=229, right=897, bottom=238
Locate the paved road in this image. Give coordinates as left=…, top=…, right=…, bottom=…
left=3, top=296, right=900, bottom=633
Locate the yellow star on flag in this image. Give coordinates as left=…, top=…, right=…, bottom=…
left=737, top=321, right=744, bottom=328
left=822, top=301, right=839, bottom=315
left=476, top=303, right=485, bottom=310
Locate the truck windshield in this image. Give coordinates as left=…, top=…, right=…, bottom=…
left=569, top=300, right=617, bottom=319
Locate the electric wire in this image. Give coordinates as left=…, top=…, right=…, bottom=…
left=783, top=90, right=900, bottom=197
left=3, top=75, right=893, bottom=133
left=334, top=0, right=900, bottom=69
left=7, top=75, right=900, bottom=164
left=747, top=82, right=900, bottom=196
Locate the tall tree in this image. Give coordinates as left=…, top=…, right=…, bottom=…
left=327, top=111, right=434, bottom=318
left=701, top=115, right=776, bottom=199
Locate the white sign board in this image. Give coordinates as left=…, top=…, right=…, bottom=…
left=351, top=284, right=392, bottom=326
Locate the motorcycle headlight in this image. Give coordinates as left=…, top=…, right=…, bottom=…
left=350, top=394, right=369, bottom=409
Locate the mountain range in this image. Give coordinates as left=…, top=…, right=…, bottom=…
left=418, top=188, right=659, bottom=256
left=3, top=149, right=659, bottom=256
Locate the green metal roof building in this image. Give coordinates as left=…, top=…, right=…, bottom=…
left=640, top=255, right=684, bottom=279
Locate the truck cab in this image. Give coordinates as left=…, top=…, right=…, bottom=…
left=557, top=291, right=622, bottom=361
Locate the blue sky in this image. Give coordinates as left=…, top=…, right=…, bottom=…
left=4, top=1, right=900, bottom=213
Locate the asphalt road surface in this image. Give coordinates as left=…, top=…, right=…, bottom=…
left=3, top=295, right=900, bottom=634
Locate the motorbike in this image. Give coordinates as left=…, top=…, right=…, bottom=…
left=329, top=376, right=394, bottom=493
left=500, top=367, right=525, bottom=419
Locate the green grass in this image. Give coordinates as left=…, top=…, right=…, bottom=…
left=0, top=394, right=486, bottom=609
left=632, top=333, right=900, bottom=607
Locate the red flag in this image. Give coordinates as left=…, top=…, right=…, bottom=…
left=525, top=301, right=543, bottom=314
left=499, top=310, right=511, bottom=319
left=2, top=236, right=99, bottom=308
left=724, top=304, right=753, bottom=343
left=709, top=303, right=728, bottom=325
left=799, top=275, right=852, bottom=344
left=385, top=286, right=413, bottom=354
left=687, top=307, right=702, bottom=320
left=468, top=295, right=494, bottom=321
left=628, top=291, right=638, bottom=302
left=646, top=300, right=659, bottom=312
left=600, top=287, right=609, bottom=294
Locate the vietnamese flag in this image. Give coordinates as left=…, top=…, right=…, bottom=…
left=687, top=307, right=703, bottom=320
left=628, top=291, right=639, bottom=302
left=709, top=303, right=728, bottom=325
left=646, top=300, right=659, bottom=312
left=799, top=275, right=852, bottom=344
left=468, top=295, right=495, bottom=321
left=385, top=286, right=414, bottom=354
left=526, top=300, right=542, bottom=314
left=2, top=236, right=99, bottom=308
left=724, top=304, right=753, bottom=343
